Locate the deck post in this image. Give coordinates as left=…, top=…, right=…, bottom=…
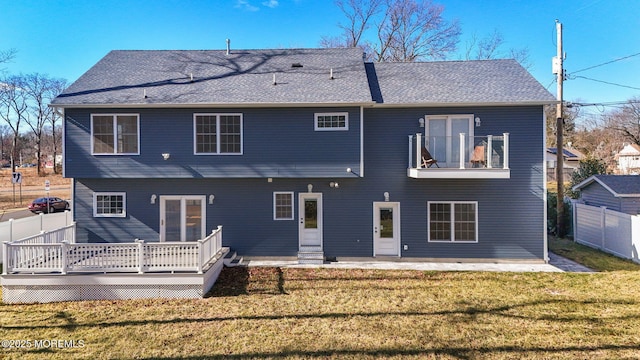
left=459, top=133, right=466, bottom=169
left=136, top=239, right=145, bottom=274
left=487, top=135, right=493, bottom=169
left=408, top=135, right=414, bottom=169
left=197, top=239, right=204, bottom=274
left=2, top=241, right=9, bottom=274
left=416, top=133, right=422, bottom=169
left=60, top=241, right=68, bottom=274
left=503, top=133, right=510, bottom=169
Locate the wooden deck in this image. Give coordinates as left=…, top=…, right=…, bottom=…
left=1, top=225, right=229, bottom=303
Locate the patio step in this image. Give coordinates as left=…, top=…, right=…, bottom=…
left=297, top=247, right=325, bottom=265
left=223, top=250, right=244, bottom=267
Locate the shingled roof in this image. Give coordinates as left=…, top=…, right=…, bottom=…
left=369, top=59, right=555, bottom=105
left=51, top=47, right=555, bottom=107
left=52, top=48, right=373, bottom=106
left=573, top=175, right=640, bottom=197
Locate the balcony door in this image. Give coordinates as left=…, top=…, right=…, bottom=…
left=426, top=115, right=473, bottom=167
left=160, top=196, right=206, bottom=242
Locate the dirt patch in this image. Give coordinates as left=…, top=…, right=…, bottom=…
left=0, top=168, right=71, bottom=210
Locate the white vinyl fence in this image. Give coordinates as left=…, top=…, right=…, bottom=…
left=0, top=211, right=74, bottom=264
left=573, top=203, right=640, bottom=264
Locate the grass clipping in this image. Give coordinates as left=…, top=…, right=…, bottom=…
left=2, top=267, right=640, bottom=359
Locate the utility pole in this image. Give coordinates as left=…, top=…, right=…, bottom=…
left=553, top=20, right=565, bottom=237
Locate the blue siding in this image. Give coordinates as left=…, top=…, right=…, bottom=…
left=71, top=105, right=545, bottom=261
left=65, top=107, right=361, bottom=178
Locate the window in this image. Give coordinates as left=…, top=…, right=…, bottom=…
left=194, top=114, right=243, bottom=154
left=91, top=114, right=139, bottom=155
left=93, top=192, right=126, bottom=217
left=428, top=201, right=477, bottom=242
left=425, top=115, right=473, bottom=166
left=315, top=112, right=348, bottom=131
left=273, top=192, right=294, bottom=220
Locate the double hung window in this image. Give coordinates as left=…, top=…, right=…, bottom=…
left=194, top=114, right=243, bottom=154
left=428, top=201, right=477, bottom=242
left=273, top=192, right=294, bottom=220
left=91, top=114, right=139, bottom=155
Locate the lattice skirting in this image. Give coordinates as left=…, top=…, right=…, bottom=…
left=2, top=257, right=224, bottom=304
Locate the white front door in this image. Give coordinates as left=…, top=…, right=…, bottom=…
left=299, top=193, right=323, bottom=248
left=373, top=202, right=400, bottom=256
left=160, top=196, right=206, bottom=242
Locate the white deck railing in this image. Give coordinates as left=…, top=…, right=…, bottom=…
left=2, top=225, right=224, bottom=275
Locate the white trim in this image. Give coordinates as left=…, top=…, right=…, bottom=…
left=427, top=201, right=478, bottom=243
left=298, top=193, right=323, bottom=250
left=273, top=192, right=295, bottom=220
left=314, top=112, right=349, bottom=131
left=93, top=192, right=127, bottom=218
left=424, top=114, right=474, bottom=167
left=373, top=202, right=401, bottom=257
left=90, top=114, right=140, bottom=155
left=193, top=113, right=244, bottom=155
left=159, top=195, right=207, bottom=242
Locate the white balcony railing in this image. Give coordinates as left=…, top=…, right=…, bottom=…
left=2, top=225, right=224, bottom=275
left=407, top=133, right=510, bottom=179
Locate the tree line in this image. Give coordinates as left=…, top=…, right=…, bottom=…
left=1, top=48, right=67, bottom=175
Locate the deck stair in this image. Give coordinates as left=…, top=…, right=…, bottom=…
left=297, top=246, right=325, bottom=265
left=223, top=248, right=243, bottom=267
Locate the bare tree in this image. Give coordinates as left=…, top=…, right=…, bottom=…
left=606, top=98, right=640, bottom=145
left=47, top=78, right=67, bottom=174
left=0, top=75, right=29, bottom=170
left=22, top=73, right=66, bottom=175
left=322, top=0, right=460, bottom=62
left=464, top=30, right=531, bottom=68
left=0, top=48, right=17, bottom=71
left=320, top=0, right=383, bottom=49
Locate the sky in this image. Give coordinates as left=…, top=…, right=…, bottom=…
left=1, top=0, right=639, bottom=117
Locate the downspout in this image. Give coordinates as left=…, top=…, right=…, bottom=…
left=360, top=106, right=364, bottom=177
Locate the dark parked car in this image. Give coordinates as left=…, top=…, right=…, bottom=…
left=28, top=197, right=69, bottom=214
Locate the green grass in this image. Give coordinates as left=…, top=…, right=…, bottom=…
left=2, top=267, right=640, bottom=359
left=549, top=236, right=640, bottom=272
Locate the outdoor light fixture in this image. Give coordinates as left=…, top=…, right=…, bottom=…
left=384, top=192, right=390, bottom=202
left=307, top=184, right=313, bottom=193
left=150, top=194, right=157, bottom=204
left=475, top=117, right=481, bottom=127
left=162, top=153, right=170, bottom=160
left=330, top=181, right=339, bottom=188
left=418, top=118, right=425, bottom=127
left=209, top=195, right=215, bottom=204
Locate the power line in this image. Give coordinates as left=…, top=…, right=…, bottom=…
left=570, top=51, right=640, bottom=74
left=572, top=75, right=640, bottom=91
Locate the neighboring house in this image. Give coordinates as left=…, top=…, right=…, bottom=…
left=50, top=47, right=555, bottom=263
left=572, top=174, right=640, bottom=215
left=617, top=143, right=640, bottom=175
left=546, top=146, right=584, bottom=182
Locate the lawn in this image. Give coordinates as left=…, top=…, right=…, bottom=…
left=2, top=265, right=640, bottom=359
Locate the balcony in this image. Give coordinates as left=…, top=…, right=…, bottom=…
left=407, top=133, right=510, bottom=179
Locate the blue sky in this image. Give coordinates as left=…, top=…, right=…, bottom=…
left=2, top=0, right=639, bottom=113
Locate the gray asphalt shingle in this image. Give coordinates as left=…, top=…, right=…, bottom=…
left=52, top=48, right=373, bottom=106
left=371, top=59, right=555, bottom=104
left=51, top=48, right=555, bottom=106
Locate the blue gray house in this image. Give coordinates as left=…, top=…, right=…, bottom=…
left=51, top=47, right=555, bottom=263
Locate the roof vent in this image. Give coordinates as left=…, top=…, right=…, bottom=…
left=226, top=39, right=231, bottom=55
left=291, top=63, right=303, bottom=68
